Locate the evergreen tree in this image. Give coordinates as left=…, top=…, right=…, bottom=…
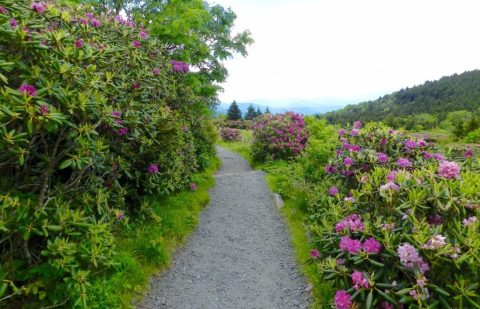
left=227, top=101, right=242, bottom=120
left=255, top=106, right=263, bottom=117
left=265, top=106, right=271, bottom=114
left=244, top=104, right=256, bottom=120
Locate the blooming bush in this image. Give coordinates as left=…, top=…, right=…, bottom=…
left=0, top=1, right=216, bottom=307
left=220, top=127, right=241, bottom=142
left=252, top=112, right=309, bottom=161
left=309, top=121, right=480, bottom=308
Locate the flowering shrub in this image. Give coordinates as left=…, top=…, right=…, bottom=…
left=220, top=127, right=241, bottom=142
left=0, top=1, right=216, bottom=307
left=309, top=121, right=480, bottom=308
left=252, top=112, right=309, bottom=161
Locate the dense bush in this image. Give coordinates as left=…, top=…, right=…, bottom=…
left=220, top=127, right=241, bottom=142
left=0, top=1, right=216, bottom=307
left=252, top=112, right=308, bottom=161
left=309, top=121, right=480, bottom=308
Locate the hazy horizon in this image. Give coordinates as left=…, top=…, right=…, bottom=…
left=213, top=0, right=480, bottom=108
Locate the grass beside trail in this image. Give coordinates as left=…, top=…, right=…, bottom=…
left=90, top=158, right=220, bottom=307
left=219, top=130, right=333, bottom=308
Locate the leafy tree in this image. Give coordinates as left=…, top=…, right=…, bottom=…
left=465, top=116, right=480, bottom=133
left=244, top=104, right=256, bottom=120
left=453, top=121, right=466, bottom=138
left=227, top=101, right=242, bottom=120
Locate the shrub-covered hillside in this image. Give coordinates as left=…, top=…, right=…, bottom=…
left=322, top=70, right=480, bottom=125
left=0, top=0, right=251, bottom=307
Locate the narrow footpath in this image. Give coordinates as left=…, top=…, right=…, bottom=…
left=139, top=146, right=309, bottom=309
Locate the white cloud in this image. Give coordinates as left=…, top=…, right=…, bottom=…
left=213, top=0, right=480, bottom=105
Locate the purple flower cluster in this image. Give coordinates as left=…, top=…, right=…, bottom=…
left=351, top=271, right=369, bottom=290
left=18, top=84, right=37, bottom=97
left=31, top=2, right=47, bottom=13
left=377, top=152, right=389, bottom=164
left=340, top=236, right=381, bottom=255
left=328, top=186, right=339, bottom=196
left=220, top=127, right=241, bottom=142
left=335, top=214, right=364, bottom=233
left=334, top=290, right=352, bottom=309
left=379, top=181, right=400, bottom=192
left=148, top=163, right=159, bottom=174
left=438, top=161, right=460, bottom=179
left=171, top=60, right=190, bottom=73
left=397, top=243, right=429, bottom=273
left=397, top=157, right=412, bottom=168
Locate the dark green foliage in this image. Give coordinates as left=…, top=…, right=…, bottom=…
left=227, top=100, right=242, bottom=120
left=244, top=104, right=256, bottom=120
left=255, top=106, right=262, bottom=117
left=322, top=70, right=480, bottom=126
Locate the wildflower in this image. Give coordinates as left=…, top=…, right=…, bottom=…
left=377, top=152, right=389, bottom=164
left=9, top=18, right=18, bottom=29
left=462, top=216, right=477, bottom=226
left=353, top=121, right=362, bottom=129
left=39, top=104, right=49, bottom=115
left=132, top=82, right=140, bottom=90
left=310, top=249, right=319, bottom=259
left=190, top=182, right=197, bottom=191
left=339, top=236, right=362, bottom=254
left=171, top=60, right=190, bottom=73
left=325, top=165, right=336, bottom=174
left=387, top=170, right=397, bottom=182
left=18, top=84, right=37, bottom=96
left=380, top=181, right=400, bottom=192
left=111, top=111, right=121, bottom=118
left=424, top=152, right=433, bottom=160
left=153, top=67, right=159, bottom=76
left=0, top=6, right=8, bottom=14
left=139, top=31, right=148, bottom=39
left=117, top=127, right=128, bottom=136
left=418, top=139, right=427, bottom=147
left=350, top=144, right=361, bottom=152
left=427, top=214, right=442, bottom=226
left=410, top=290, right=418, bottom=300
left=148, top=163, right=159, bottom=174
left=335, top=214, right=364, bottom=233
left=75, top=39, right=83, bottom=48
left=363, top=237, right=382, bottom=254
left=132, top=40, right=141, bottom=48
left=338, top=129, right=346, bottom=135
left=114, top=15, right=125, bottom=24
left=464, top=148, right=473, bottom=158
left=328, top=186, right=339, bottom=196
left=417, top=278, right=427, bottom=288
left=334, top=290, right=352, bottom=309
left=423, top=235, right=446, bottom=250
left=380, top=137, right=387, bottom=145
left=126, top=20, right=136, bottom=28
left=31, top=2, right=47, bottom=13
left=350, top=129, right=359, bottom=136
left=351, top=271, right=369, bottom=290
left=397, top=158, right=412, bottom=168
left=438, top=161, right=460, bottom=179
left=397, top=243, right=429, bottom=273
left=344, top=156, right=353, bottom=167
left=79, top=18, right=88, bottom=25
left=405, top=139, right=417, bottom=149
left=433, top=153, right=445, bottom=161
left=90, top=18, right=101, bottom=27
left=344, top=196, right=355, bottom=203
left=86, top=12, right=94, bottom=19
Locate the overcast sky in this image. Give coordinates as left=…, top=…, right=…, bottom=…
left=212, top=0, right=480, bottom=107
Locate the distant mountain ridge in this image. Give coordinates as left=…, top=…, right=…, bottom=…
left=321, top=70, right=480, bottom=124
left=216, top=101, right=348, bottom=116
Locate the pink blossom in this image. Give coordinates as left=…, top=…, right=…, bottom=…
left=418, top=139, right=427, bottom=147
left=153, top=67, right=159, bottom=76
left=39, top=104, right=49, bottom=115
left=335, top=214, right=364, bottom=233
left=409, top=290, right=418, bottom=300
left=433, top=153, right=445, bottom=161
left=381, top=302, right=394, bottom=309
left=438, top=161, right=460, bottom=179
left=380, top=137, right=387, bottom=145
left=462, top=216, right=477, bottom=226
left=111, top=111, right=121, bottom=118
left=310, top=249, right=319, bottom=259
left=336, top=258, right=345, bottom=265
left=79, top=18, right=88, bottom=25
left=90, top=18, right=101, bottom=27
left=417, top=278, right=427, bottom=288
left=132, top=82, right=140, bottom=90
left=9, top=18, right=18, bottom=29
left=18, top=84, right=37, bottom=96
left=117, top=127, right=129, bottom=136
left=334, top=290, right=352, bottom=309
left=360, top=175, right=368, bottom=183
left=75, top=39, right=83, bottom=48
left=344, top=196, right=355, bottom=203
left=424, top=152, right=433, bottom=160
left=377, top=152, right=389, bottom=164
left=464, top=148, right=473, bottom=158
left=148, top=163, right=159, bottom=174
left=405, top=139, right=417, bottom=149
left=338, top=129, right=345, bottom=135
left=190, top=182, right=197, bottom=191
left=329, top=186, right=339, bottom=196
left=339, top=236, right=362, bottom=254
left=171, top=60, right=190, bottom=73
left=325, top=165, right=336, bottom=174
left=397, top=243, right=429, bottom=273
left=114, top=15, right=125, bottom=24
left=350, top=129, right=359, bottom=136
left=397, top=158, right=412, bottom=168
left=86, top=12, right=94, bottom=19
left=31, top=2, right=47, bottom=13
left=132, top=40, right=141, bottom=48
left=351, top=271, right=369, bottom=290
left=422, top=235, right=446, bottom=250
left=343, top=156, right=353, bottom=167
left=363, top=237, right=382, bottom=254
left=350, top=144, right=361, bottom=152
left=139, top=31, right=149, bottom=39
left=353, top=121, right=362, bottom=129
left=0, top=6, right=8, bottom=14
left=380, top=181, right=400, bottom=192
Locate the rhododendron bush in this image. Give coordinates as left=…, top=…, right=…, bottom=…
left=252, top=112, right=309, bottom=161
left=0, top=0, right=219, bottom=306
left=220, top=127, right=241, bottom=142
left=309, top=122, right=480, bottom=308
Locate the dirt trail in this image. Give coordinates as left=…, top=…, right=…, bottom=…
left=139, top=146, right=309, bottom=309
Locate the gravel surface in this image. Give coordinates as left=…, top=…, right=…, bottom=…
left=139, top=146, right=309, bottom=309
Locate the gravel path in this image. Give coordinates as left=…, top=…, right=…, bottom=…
left=139, top=146, right=309, bottom=309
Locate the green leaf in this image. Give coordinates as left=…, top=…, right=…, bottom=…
left=59, top=159, right=72, bottom=169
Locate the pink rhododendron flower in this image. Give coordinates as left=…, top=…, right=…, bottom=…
left=417, top=278, right=427, bottom=287
left=335, top=214, right=364, bottom=233
left=405, top=139, right=417, bottom=149
left=0, top=6, right=8, bottom=14
left=79, top=18, right=88, bottom=25
left=90, top=18, right=101, bottom=27
left=397, top=243, right=429, bottom=273
left=344, top=156, right=353, bottom=167
left=114, top=15, right=125, bottom=24
left=171, top=60, right=190, bottom=73
left=132, top=82, right=140, bottom=90
left=75, top=39, right=83, bottom=48
left=334, top=290, right=352, bottom=309
left=380, top=137, right=387, bottom=145
left=351, top=271, right=369, bottom=290
left=139, top=31, right=149, bottom=39
left=132, top=40, right=141, bottom=48
left=86, top=12, right=94, bottom=19
left=329, top=186, right=339, bottom=196
left=438, top=161, right=460, bottom=179
left=190, top=182, right=197, bottom=191
left=310, top=249, right=319, bottom=259
left=18, top=84, right=37, bottom=96
left=350, top=129, right=359, bottom=136
left=111, top=111, right=121, bottom=118
left=464, top=148, right=473, bottom=158
left=397, top=158, right=412, bottom=168
left=325, top=165, right=336, bottom=174
left=424, top=152, right=433, bottom=159
left=344, top=196, right=355, bottom=203
left=148, top=163, right=159, bottom=174
left=363, top=237, right=382, bottom=254
left=377, top=152, right=389, bottom=163
left=353, top=121, right=362, bottom=129
left=381, top=302, right=394, bottom=309
left=338, top=129, right=345, bottom=135
left=463, top=216, right=478, bottom=226
left=153, top=67, right=159, bottom=76
left=31, top=2, right=47, bottom=13
left=336, top=258, right=345, bottom=265
left=117, top=127, right=128, bottom=136
left=380, top=181, right=400, bottom=192
left=360, top=175, right=368, bottom=183
left=126, top=20, right=136, bottom=28
left=350, top=144, right=361, bottom=152
left=433, top=153, right=445, bottom=161
left=39, top=104, right=49, bottom=115
left=339, top=236, right=362, bottom=254
left=418, top=139, right=427, bottom=147
left=9, top=18, right=18, bottom=29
